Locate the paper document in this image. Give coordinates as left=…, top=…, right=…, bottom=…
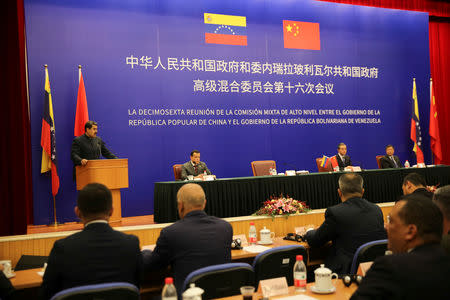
left=276, top=295, right=318, bottom=300
left=243, top=245, right=271, bottom=253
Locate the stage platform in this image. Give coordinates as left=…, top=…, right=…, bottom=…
left=1, top=203, right=394, bottom=268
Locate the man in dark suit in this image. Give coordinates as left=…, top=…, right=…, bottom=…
left=380, top=144, right=402, bottom=169
left=181, top=150, right=212, bottom=180
left=304, top=173, right=386, bottom=274
left=0, top=265, right=14, bottom=300
left=40, top=183, right=142, bottom=300
left=71, top=121, right=117, bottom=178
left=143, top=183, right=232, bottom=292
left=334, top=143, right=352, bottom=171
left=351, top=195, right=450, bottom=300
left=433, top=185, right=450, bottom=254
left=402, top=172, right=433, bottom=200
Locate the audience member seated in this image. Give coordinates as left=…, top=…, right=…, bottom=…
left=402, top=172, right=433, bottom=200
left=379, top=145, right=402, bottom=169
left=0, top=264, right=15, bottom=300
left=303, top=173, right=386, bottom=274
left=335, top=142, right=352, bottom=171
left=433, top=185, right=450, bottom=254
left=40, top=183, right=142, bottom=300
left=142, top=183, right=232, bottom=293
left=350, top=195, right=450, bottom=300
left=181, top=150, right=212, bottom=180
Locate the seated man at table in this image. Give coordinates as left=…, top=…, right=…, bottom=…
left=433, top=185, right=450, bottom=254
left=303, top=173, right=386, bottom=274
left=142, top=183, right=232, bottom=292
left=181, top=150, right=212, bottom=180
left=402, top=172, right=433, bottom=200
left=380, top=144, right=402, bottom=169
left=335, top=143, right=352, bottom=171
left=40, top=183, right=142, bottom=300
left=350, top=195, right=450, bottom=300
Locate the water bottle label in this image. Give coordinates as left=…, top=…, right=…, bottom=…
left=294, top=273, right=306, bottom=287
left=249, top=237, right=257, bottom=243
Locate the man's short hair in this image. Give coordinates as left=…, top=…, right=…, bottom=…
left=433, top=185, right=450, bottom=220
left=397, top=195, right=443, bottom=243
left=190, top=150, right=200, bottom=157
left=84, top=120, right=98, bottom=131
left=402, top=172, right=426, bottom=187
left=338, top=173, right=363, bottom=195
left=77, top=183, right=112, bottom=217
left=385, top=144, right=394, bottom=150
left=337, top=142, right=346, bottom=149
left=177, top=183, right=205, bottom=208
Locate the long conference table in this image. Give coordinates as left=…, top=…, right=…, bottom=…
left=154, top=166, right=450, bottom=223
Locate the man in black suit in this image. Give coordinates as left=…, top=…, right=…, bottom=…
left=143, top=183, right=232, bottom=292
left=334, top=143, right=352, bottom=171
left=40, top=183, right=142, bottom=300
left=0, top=265, right=14, bottom=300
left=71, top=121, right=117, bottom=178
left=351, top=195, right=450, bottom=300
left=402, top=172, right=433, bottom=200
left=433, top=185, right=450, bottom=254
left=380, top=144, right=402, bottom=169
left=181, top=150, right=212, bottom=180
left=304, top=173, right=386, bottom=274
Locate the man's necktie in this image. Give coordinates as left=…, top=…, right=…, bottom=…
left=391, top=156, right=398, bottom=168
left=194, top=165, right=198, bottom=175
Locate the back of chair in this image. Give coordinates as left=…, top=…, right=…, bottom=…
left=251, top=160, right=276, bottom=176
left=182, top=263, right=254, bottom=299
left=350, top=239, right=388, bottom=274
left=50, top=282, right=139, bottom=300
left=375, top=155, right=384, bottom=169
left=316, top=157, right=332, bottom=172
left=173, top=164, right=183, bottom=181
left=252, top=245, right=308, bottom=286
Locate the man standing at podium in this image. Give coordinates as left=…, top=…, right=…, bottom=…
left=71, top=121, right=117, bottom=176
left=181, top=150, right=211, bottom=180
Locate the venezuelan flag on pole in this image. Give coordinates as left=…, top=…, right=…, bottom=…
left=410, top=78, right=424, bottom=164
left=40, top=65, right=60, bottom=196
left=204, top=13, right=247, bottom=46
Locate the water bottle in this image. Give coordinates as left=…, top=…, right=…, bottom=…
left=404, top=160, right=410, bottom=168
left=293, top=255, right=307, bottom=292
left=269, top=168, right=273, bottom=175
left=162, top=277, right=177, bottom=300
left=249, top=222, right=257, bottom=246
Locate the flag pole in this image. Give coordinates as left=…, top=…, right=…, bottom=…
left=78, top=65, right=81, bottom=83
left=430, top=77, right=434, bottom=165
left=52, top=195, right=58, bottom=227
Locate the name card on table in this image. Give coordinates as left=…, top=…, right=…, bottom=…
left=258, top=277, right=289, bottom=298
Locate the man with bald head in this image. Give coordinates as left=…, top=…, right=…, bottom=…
left=143, top=183, right=232, bottom=291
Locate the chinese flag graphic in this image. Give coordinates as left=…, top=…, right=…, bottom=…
left=283, top=20, right=320, bottom=50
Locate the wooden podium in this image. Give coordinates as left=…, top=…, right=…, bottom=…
left=76, top=159, right=128, bottom=224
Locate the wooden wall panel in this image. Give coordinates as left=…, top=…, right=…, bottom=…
left=0, top=203, right=393, bottom=267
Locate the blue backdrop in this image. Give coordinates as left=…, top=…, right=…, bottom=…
left=25, top=0, right=431, bottom=224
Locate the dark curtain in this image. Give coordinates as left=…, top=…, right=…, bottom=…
left=1, top=0, right=449, bottom=236
left=1, top=0, right=33, bottom=236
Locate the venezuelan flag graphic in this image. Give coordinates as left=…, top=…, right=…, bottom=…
left=204, top=13, right=247, bottom=46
